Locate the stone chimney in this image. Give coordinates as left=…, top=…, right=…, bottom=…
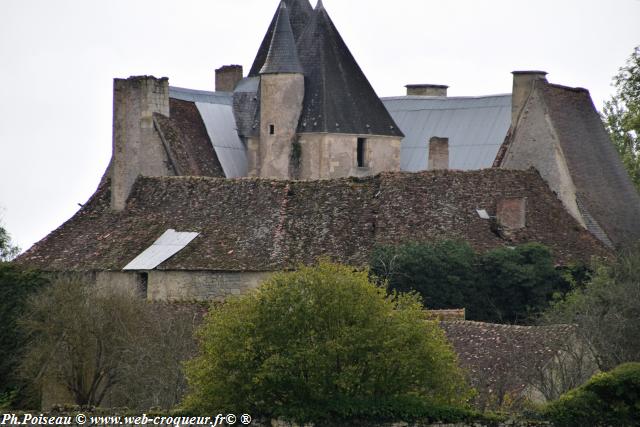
left=511, top=71, right=548, bottom=126
left=215, top=65, right=243, bottom=92
left=111, top=76, right=172, bottom=211
left=428, top=137, right=450, bottom=170
left=406, top=84, right=448, bottom=97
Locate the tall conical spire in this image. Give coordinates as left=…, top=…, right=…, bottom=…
left=260, top=2, right=304, bottom=75
left=250, top=0, right=312, bottom=76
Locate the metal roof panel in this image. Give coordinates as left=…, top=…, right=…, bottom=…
left=123, top=229, right=199, bottom=271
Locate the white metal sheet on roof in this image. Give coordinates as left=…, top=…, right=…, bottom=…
left=123, top=229, right=199, bottom=271
left=382, top=95, right=512, bottom=172
left=169, top=86, right=233, bottom=105
left=196, top=102, right=249, bottom=178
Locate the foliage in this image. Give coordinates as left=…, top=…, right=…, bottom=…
left=603, top=46, right=640, bottom=191
left=0, top=224, right=20, bottom=262
left=543, top=247, right=640, bottom=371
left=544, top=363, right=640, bottom=427
left=183, top=261, right=472, bottom=424
left=0, top=263, right=49, bottom=408
left=20, top=277, right=199, bottom=409
left=370, top=241, right=573, bottom=324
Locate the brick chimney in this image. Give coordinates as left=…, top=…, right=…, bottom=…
left=511, top=71, right=548, bottom=126
left=215, top=65, right=243, bottom=92
left=111, top=76, right=172, bottom=211
left=406, top=84, right=448, bottom=97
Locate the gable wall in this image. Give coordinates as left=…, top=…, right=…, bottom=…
left=500, top=85, right=585, bottom=227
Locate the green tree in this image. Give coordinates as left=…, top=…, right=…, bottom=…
left=0, top=223, right=20, bottom=262
left=370, top=241, right=572, bottom=324
left=543, top=248, right=640, bottom=371
left=603, top=46, right=640, bottom=191
left=0, top=264, right=48, bottom=409
left=184, top=262, right=471, bottom=424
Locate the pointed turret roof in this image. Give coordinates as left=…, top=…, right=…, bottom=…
left=249, top=0, right=313, bottom=76
left=260, top=2, right=303, bottom=75
left=295, top=3, right=403, bottom=137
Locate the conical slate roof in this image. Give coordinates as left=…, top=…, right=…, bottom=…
left=260, top=2, right=303, bottom=75
left=249, top=0, right=313, bottom=77
left=295, top=3, right=403, bottom=137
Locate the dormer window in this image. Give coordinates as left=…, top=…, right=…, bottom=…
left=357, top=138, right=367, bottom=167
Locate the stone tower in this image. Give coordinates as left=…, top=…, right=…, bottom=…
left=257, top=2, right=305, bottom=179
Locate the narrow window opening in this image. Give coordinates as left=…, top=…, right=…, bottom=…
left=357, top=138, right=367, bottom=167
left=269, top=124, right=275, bottom=135
left=139, top=272, right=149, bottom=298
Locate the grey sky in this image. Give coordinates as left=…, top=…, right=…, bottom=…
left=1, top=0, right=639, bottom=252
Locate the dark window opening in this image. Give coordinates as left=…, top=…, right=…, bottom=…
left=357, top=138, right=367, bottom=167
left=139, top=272, right=149, bottom=298
left=269, top=124, right=275, bottom=135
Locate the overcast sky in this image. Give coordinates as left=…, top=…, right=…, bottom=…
left=1, top=0, right=639, bottom=252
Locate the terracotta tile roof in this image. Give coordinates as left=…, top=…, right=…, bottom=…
left=16, top=169, right=609, bottom=272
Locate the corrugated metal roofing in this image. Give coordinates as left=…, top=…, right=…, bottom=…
left=123, top=229, right=199, bottom=271
left=196, top=102, right=248, bottom=178
left=382, top=95, right=512, bottom=172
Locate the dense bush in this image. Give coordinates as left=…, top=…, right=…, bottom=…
left=370, top=241, right=575, bottom=324
left=0, top=263, right=49, bottom=408
left=544, top=363, right=640, bottom=427
left=184, top=261, right=472, bottom=424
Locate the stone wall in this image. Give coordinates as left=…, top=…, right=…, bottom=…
left=112, top=76, right=174, bottom=211
left=297, top=133, right=401, bottom=179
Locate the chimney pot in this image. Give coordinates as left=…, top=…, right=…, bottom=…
left=406, top=84, right=448, bottom=97
left=215, top=65, right=244, bottom=92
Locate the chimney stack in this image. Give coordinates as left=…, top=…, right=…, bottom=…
left=428, top=137, right=450, bottom=170
left=215, top=65, right=244, bottom=92
left=406, top=84, right=448, bottom=97
left=111, top=76, right=171, bottom=211
left=511, top=71, right=548, bottom=126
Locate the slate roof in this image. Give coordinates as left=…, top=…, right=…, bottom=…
left=295, top=3, right=403, bottom=137
left=382, top=95, right=512, bottom=171
left=540, top=83, right=640, bottom=248
left=16, top=169, right=609, bottom=272
left=441, top=321, right=577, bottom=400
left=249, top=0, right=313, bottom=77
left=260, top=2, right=304, bottom=75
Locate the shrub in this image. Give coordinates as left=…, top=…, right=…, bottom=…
left=544, top=363, right=640, bottom=427
left=183, top=261, right=472, bottom=424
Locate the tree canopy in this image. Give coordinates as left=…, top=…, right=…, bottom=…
left=603, top=46, right=640, bottom=191
left=0, top=224, right=20, bottom=262
left=370, top=241, right=574, bottom=324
